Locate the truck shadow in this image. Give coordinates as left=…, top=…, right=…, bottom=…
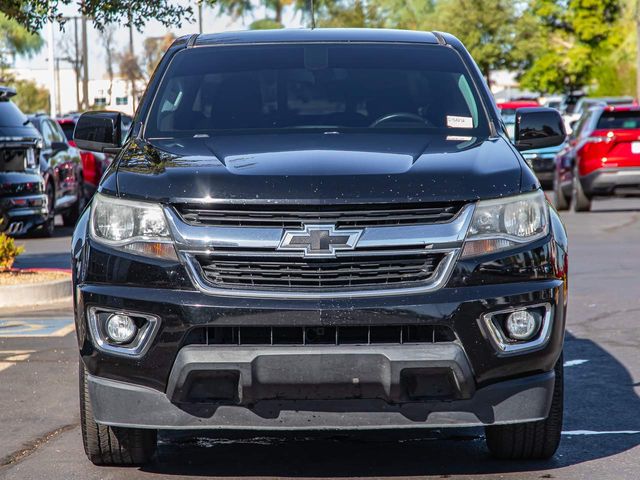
left=142, top=332, right=640, bottom=476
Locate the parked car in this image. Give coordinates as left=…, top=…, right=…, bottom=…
left=497, top=100, right=540, bottom=138
left=497, top=101, right=558, bottom=187
left=0, top=87, right=49, bottom=237
left=57, top=114, right=132, bottom=196
left=521, top=145, right=561, bottom=189
left=72, top=29, right=568, bottom=465
left=541, top=95, right=564, bottom=113
left=28, top=114, right=85, bottom=230
left=555, top=105, right=640, bottom=211
left=563, top=96, right=635, bottom=133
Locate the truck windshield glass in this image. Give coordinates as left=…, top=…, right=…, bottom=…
left=145, top=43, right=489, bottom=137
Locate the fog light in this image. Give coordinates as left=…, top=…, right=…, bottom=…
left=505, top=310, right=539, bottom=340
left=105, top=314, right=137, bottom=344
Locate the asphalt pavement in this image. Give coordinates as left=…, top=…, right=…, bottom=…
left=12, top=220, right=73, bottom=270
left=2, top=197, right=640, bottom=479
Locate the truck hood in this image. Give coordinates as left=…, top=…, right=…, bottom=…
left=114, top=133, right=524, bottom=204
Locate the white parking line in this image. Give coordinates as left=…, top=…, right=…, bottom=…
left=564, top=359, right=589, bottom=367
left=562, top=430, right=640, bottom=435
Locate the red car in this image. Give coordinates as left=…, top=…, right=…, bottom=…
left=496, top=100, right=540, bottom=117
left=57, top=116, right=111, bottom=195
left=555, top=105, right=640, bottom=211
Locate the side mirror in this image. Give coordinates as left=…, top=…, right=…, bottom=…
left=514, top=107, right=566, bottom=151
left=50, top=141, right=68, bottom=155
left=74, top=111, right=122, bottom=154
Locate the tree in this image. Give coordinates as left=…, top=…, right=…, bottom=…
left=519, top=0, right=622, bottom=94
left=591, top=0, right=636, bottom=96
left=426, top=0, right=535, bottom=85
left=207, top=0, right=311, bottom=28
left=10, top=78, right=50, bottom=113
left=117, top=49, right=143, bottom=109
left=100, top=24, right=117, bottom=105
left=0, top=13, right=42, bottom=76
left=316, top=0, right=385, bottom=28
left=371, top=0, right=435, bottom=30
left=249, top=18, right=285, bottom=29
left=1, top=0, right=194, bottom=32
left=142, top=33, right=176, bottom=78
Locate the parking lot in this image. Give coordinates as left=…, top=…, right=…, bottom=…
left=0, top=197, right=638, bottom=479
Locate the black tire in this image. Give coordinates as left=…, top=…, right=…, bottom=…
left=35, top=182, right=55, bottom=238
left=553, top=171, right=569, bottom=211
left=63, top=176, right=86, bottom=227
left=571, top=166, right=591, bottom=212
left=79, top=360, right=157, bottom=466
left=485, top=353, right=563, bottom=460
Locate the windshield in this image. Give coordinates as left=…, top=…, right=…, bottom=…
left=0, top=100, right=29, bottom=127
left=597, top=111, right=640, bottom=130
left=145, top=43, right=489, bottom=138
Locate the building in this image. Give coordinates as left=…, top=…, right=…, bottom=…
left=9, top=67, right=138, bottom=116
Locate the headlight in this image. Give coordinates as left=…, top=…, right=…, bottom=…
left=461, top=190, right=549, bottom=258
left=90, top=193, right=177, bottom=260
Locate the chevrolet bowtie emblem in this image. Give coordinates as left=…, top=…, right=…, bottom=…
left=278, top=224, right=362, bottom=257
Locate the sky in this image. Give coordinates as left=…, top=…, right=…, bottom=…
left=15, top=0, right=304, bottom=80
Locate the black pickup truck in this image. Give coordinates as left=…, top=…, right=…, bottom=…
left=71, top=29, right=568, bottom=465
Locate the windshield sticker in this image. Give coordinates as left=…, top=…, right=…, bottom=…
left=446, top=115, right=473, bottom=129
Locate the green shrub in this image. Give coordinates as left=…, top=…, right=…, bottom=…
left=0, top=233, right=24, bottom=271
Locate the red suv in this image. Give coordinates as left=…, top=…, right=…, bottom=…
left=57, top=116, right=111, bottom=195
left=57, top=115, right=132, bottom=195
left=555, top=105, right=640, bottom=211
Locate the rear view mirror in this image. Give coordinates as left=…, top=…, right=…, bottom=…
left=50, top=141, right=68, bottom=155
left=514, top=107, right=566, bottom=151
left=74, top=111, right=122, bottom=154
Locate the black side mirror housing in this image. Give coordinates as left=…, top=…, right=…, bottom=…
left=50, top=141, right=68, bottom=155
left=514, top=107, right=566, bottom=151
left=74, top=111, right=123, bottom=154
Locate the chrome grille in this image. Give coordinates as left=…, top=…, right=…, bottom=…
left=184, top=324, right=456, bottom=346
left=175, top=202, right=464, bottom=228
left=195, top=250, right=445, bottom=290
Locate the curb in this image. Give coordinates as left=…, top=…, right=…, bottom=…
left=0, top=272, right=72, bottom=308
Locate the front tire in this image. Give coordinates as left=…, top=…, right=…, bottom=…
left=553, top=171, right=569, bottom=211
left=485, top=353, right=563, bottom=460
left=571, top=167, right=591, bottom=212
left=79, top=360, right=157, bottom=466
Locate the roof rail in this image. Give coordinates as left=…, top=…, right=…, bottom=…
left=0, top=86, right=17, bottom=99
left=432, top=32, right=446, bottom=46
left=187, top=34, right=199, bottom=48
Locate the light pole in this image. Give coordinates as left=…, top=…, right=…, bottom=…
left=47, top=22, right=58, bottom=117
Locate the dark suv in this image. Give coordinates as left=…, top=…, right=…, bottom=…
left=0, top=87, right=48, bottom=236
left=72, top=29, right=568, bottom=465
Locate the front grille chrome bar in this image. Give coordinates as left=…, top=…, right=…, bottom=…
left=165, top=203, right=474, bottom=299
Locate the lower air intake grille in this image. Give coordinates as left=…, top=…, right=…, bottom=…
left=184, top=325, right=456, bottom=346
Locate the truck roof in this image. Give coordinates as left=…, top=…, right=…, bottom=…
left=193, top=28, right=442, bottom=47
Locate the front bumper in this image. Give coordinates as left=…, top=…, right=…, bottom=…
left=0, top=194, right=48, bottom=235
left=582, top=168, right=640, bottom=196
left=88, top=357, right=555, bottom=430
